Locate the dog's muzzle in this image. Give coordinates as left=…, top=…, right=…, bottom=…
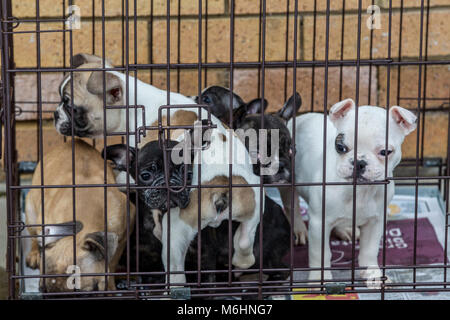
left=54, top=102, right=92, bottom=137
left=139, top=175, right=191, bottom=212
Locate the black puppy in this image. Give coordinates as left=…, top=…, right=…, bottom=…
left=194, top=87, right=301, bottom=185
left=104, top=140, right=192, bottom=212
left=194, top=87, right=307, bottom=245
left=105, top=140, right=291, bottom=295
left=104, top=140, right=193, bottom=286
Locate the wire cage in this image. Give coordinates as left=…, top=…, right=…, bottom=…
left=1, top=0, right=450, bottom=300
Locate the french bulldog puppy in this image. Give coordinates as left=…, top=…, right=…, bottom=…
left=105, top=141, right=192, bottom=213
left=193, top=86, right=307, bottom=246
left=104, top=140, right=193, bottom=242
left=231, top=93, right=300, bottom=184
left=55, top=53, right=263, bottom=284
left=25, top=139, right=135, bottom=292
left=106, top=142, right=290, bottom=292
left=107, top=141, right=191, bottom=288
left=290, top=99, right=417, bottom=287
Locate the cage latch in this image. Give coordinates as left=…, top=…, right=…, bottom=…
left=325, top=283, right=346, bottom=295
left=170, top=287, right=191, bottom=300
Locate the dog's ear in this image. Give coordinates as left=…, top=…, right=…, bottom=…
left=72, top=53, right=113, bottom=68
left=277, top=92, right=302, bottom=121
left=37, top=221, right=83, bottom=249
left=245, top=98, right=268, bottom=115
left=82, top=232, right=118, bottom=262
left=102, top=144, right=136, bottom=171
left=389, top=106, right=417, bottom=136
left=329, top=98, right=356, bottom=124
left=87, top=71, right=123, bottom=104
left=226, top=90, right=245, bottom=110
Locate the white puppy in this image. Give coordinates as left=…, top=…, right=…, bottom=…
left=289, top=99, right=417, bottom=287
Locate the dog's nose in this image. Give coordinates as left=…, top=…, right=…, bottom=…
left=353, top=159, right=367, bottom=175
left=53, top=111, right=59, bottom=121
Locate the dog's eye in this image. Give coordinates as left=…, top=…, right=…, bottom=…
left=140, top=171, right=152, bottom=181
left=335, top=143, right=349, bottom=154
left=379, top=149, right=393, bottom=157
left=39, top=242, right=56, bottom=251
left=202, top=95, right=211, bottom=104
left=335, top=133, right=349, bottom=154
left=186, top=171, right=193, bottom=181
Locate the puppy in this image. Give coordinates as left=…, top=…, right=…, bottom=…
left=107, top=141, right=191, bottom=288
left=194, top=87, right=307, bottom=245
left=105, top=140, right=193, bottom=241
left=106, top=142, right=290, bottom=291
left=25, top=139, right=135, bottom=292
left=54, top=53, right=263, bottom=284
left=290, top=99, right=417, bottom=286
left=192, top=86, right=245, bottom=124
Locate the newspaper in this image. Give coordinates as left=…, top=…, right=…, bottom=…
left=19, top=187, right=450, bottom=300
left=277, top=187, right=450, bottom=300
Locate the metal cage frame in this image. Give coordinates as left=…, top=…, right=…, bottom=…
left=1, top=0, right=450, bottom=300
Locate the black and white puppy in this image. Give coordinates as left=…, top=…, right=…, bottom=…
left=106, top=141, right=290, bottom=292
left=193, top=87, right=307, bottom=245
left=232, top=94, right=300, bottom=184
left=105, top=140, right=192, bottom=213
left=104, top=140, right=192, bottom=242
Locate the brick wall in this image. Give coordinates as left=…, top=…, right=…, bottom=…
left=2, top=0, right=450, bottom=166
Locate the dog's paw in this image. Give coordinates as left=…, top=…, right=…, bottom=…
left=294, top=219, right=308, bottom=245
left=361, top=268, right=388, bottom=289
left=26, top=250, right=40, bottom=269
left=332, top=225, right=360, bottom=242
left=151, top=209, right=163, bottom=241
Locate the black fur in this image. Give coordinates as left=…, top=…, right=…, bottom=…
left=197, top=87, right=302, bottom=184
left=193, top=86, right=245, bottom=125
left=185, top=196, right=290, bottom=284
left=112, top=141, right=291, bottom=297
left=103, top=140, right=193, bottom=212
left=57, top=101, right=92, bottom=137
left=116, top=196, right=291, bottom=297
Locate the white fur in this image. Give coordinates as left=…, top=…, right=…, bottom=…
left=91, top=71, right=263, bottom=283
left=288, top=101, right=416, bottom=288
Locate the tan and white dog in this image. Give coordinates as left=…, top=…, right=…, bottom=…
left=25, top=139, right=135, bottom=292
left=54, top=53, right=263, bottom=284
